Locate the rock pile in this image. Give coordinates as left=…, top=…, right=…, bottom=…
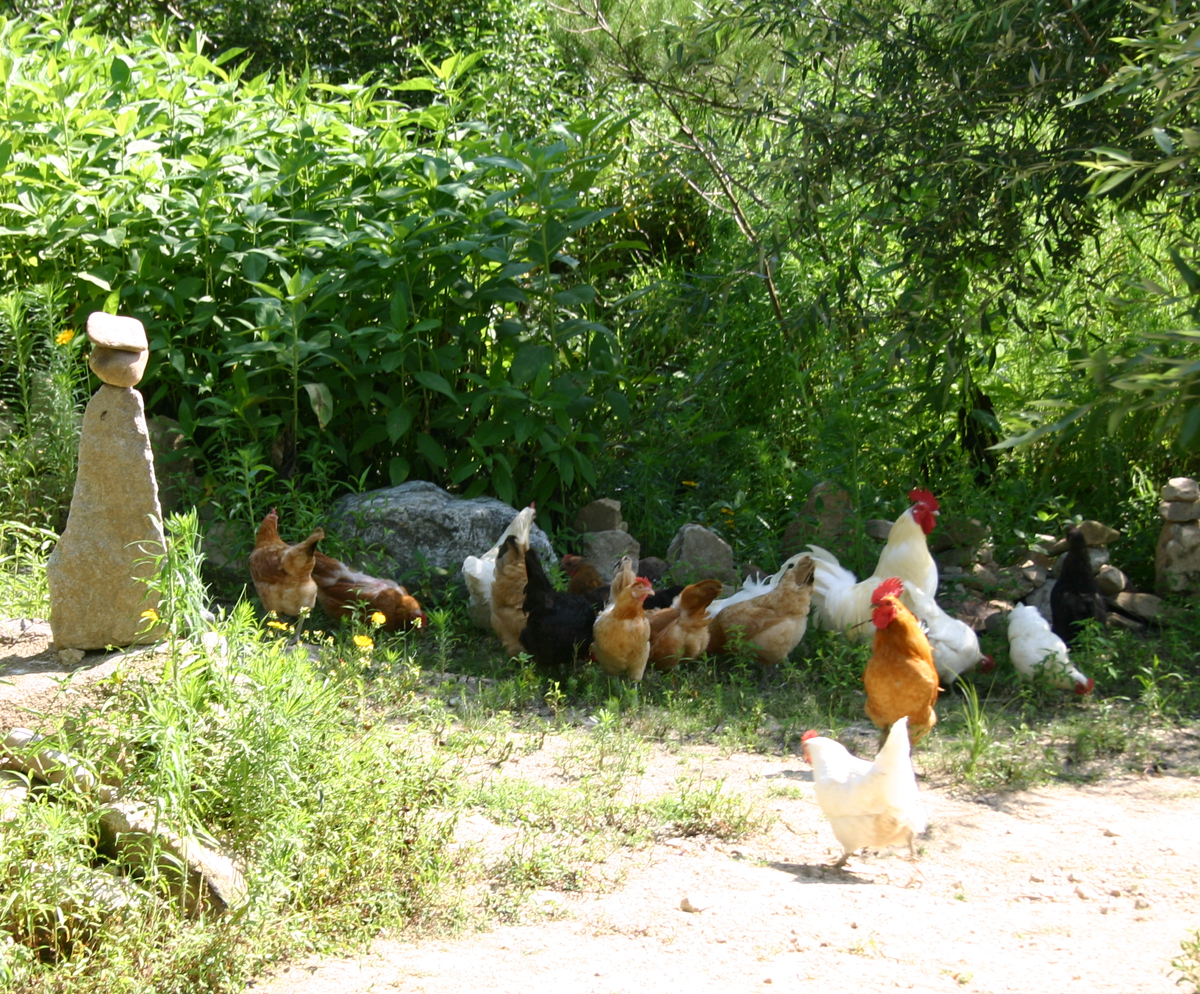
left=1156, top=477, right=1200, bottom=595
left=46, top=314, right=165, bottom=650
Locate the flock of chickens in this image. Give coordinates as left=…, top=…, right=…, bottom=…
left=248, top=488, right=1111, bottom=868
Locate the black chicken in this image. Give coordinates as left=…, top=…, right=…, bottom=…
left=1050, top=526, right=1107, bottom=645
left=519, top=548, right=597, bottom=676
left=644, top=584, right=685, bottom=610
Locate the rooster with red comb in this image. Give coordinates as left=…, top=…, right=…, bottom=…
left=862, top=577, right=941, bottom=747
left=808, top=488, right=942, bottom=639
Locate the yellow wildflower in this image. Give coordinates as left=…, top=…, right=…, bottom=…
left=140, top=608, right=159, bottom=622
left=682, top=481, right=697, bottom=487
left=353, top=634, right=374, bottom=650
left=56, top=329, right=75, bottom=346
left=370, top=611, right=387, bottom=627
left=267, top=620, right=290, bottom=631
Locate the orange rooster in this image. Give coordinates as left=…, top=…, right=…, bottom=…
left=311, top=551, right=426, bottom=632
left=591, top=575, right=653, bottom=681
left=862, top=577, right=940, bottom=746
left=708, top=556, right=816, bottom=669
left=646, top=579, right=723, bottom=672
left=249, top=508, right=324, bottom=643
left=490, top=534, right=530, bottom=656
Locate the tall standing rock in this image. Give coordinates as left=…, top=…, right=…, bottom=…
left=47, top=314, right=165, bottom=650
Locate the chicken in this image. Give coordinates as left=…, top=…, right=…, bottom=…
left=646, top=579, right=723, bottom=672
left=901, top=582, right=994, bottom=685
left=644, top=584, right=685, bottom=610
left=1050, top=526, right=1107, bottom=646
left=519, top=548, right=597, bottom=676
left=802, top=716, right=927, bottom=868
left=249, top=508, right=324, bottom=643
left=591, top=575, right=653, bottom=681
left=707, top=556, right=816, bottom=668
left=311, top=551, right=426, bottom=631
left=862, top=578, right=940, bottom=746
left=561, top=554, right=608, bottom=608
left=462, top=504, right=536, bottom=628
left=490, top=534, right=531, bottom=656
left=1007, top=604, right=1094, bottom=694
left=709, top=553, right=807, bottom=618
left=808, top=489, right=941, bottom=638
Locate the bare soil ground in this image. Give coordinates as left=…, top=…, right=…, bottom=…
left=256, top=742, right=1200, bottom=994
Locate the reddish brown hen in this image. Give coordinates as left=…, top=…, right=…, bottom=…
left=249, top=508, right=324, bottom=642
left=312, top=551, right=425, bottom=632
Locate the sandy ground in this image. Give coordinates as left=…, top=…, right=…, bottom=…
left=254, top=747, right=1200, bottom=994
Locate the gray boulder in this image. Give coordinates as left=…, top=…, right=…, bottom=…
left=1023, top=578, right=1055, bottom=623
left=327, top=481, right=554, bottom=585
left=581, top=530, right=639, bottom=581
left=864, top=519, right=892, bottom=542
left=666, top=524, right=736, bottom=583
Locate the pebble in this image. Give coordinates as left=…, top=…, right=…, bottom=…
left=1075, top=885, right=1094, bottom=901
left=1067, top=873, right=1084, bottom=883
left=56, top=648, right=86, bottom=666
left=1109, top=889, right=1122, bottom=897
left=1135, top=898, right=1151, bottom=910
left=1029, top=873, right=1044, bottom=883
left=1103, top=827, right=1120, bottom=837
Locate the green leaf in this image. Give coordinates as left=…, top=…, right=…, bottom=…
left=412, top=370, right=458, bottom=402
left=416, top=432, right=448, bottom=469
left=511, top=344, right=552, bottom=386
left=389, top=456, right=410, bottom=485
left=386, top=404, right=413, bottom=442
left=303, top=382, right=334, bottom=429
left=110, top=56, right=131, bottom=86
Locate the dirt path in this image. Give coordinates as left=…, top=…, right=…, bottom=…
left=255, top=749, right=1200, bottom=994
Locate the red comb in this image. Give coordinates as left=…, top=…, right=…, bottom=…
left=635, top=576, right=653, bottom=586
left=801, top=729, right=819, bottom=742
left=871, top=577, right=903, bottom=604
left=908, top=488, right=938, bottom=511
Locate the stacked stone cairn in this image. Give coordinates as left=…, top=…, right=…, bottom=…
left=1157, top=477, right=1200, bottom=595
left=46, top=313, right=165, bottom=650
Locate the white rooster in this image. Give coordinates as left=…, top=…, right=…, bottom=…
left=461, top=504, right=536, bottom=628
left=1006, top=604, right=1094, bottom=695
left=802, top=716, right=927, bottom=868
left=807, top=488, right=941, bottom=638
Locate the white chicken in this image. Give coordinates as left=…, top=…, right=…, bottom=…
left=1006, top=604, right=1094, bottom=695
left=461, top=504, right=536, bottom=628
left=802, top=716, right=926, bottom=868
left=806, top=488, right=941, bottom=638
left=903, top=582, right=995, bottom=685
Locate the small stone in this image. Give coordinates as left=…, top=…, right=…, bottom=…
left=573, top=498, right=624, bottom=534
left=680, top=895, right=710, bottom=913
left=0, top=771, right=28, bottom=822
left=1075, top=885, right=1094, bottom=900
left=1179, top=523, right=1200, bottom=552
left=1021, top=564, right=1048, bottom=588
left=1160, top=500, right=1200, bottom=522
left=1100, top=905, right=1113, bottom=915
left=1078, top=520, right=1121, bottom=546
left=1096, top=564, right=1127, bottom=596
left=1113, top=591, right=1163, bottom=620
left=1162, top=477, right=1199, bottom=502
left=86, top=312, right=147, bottom=352
left=1135, top=898, right=1151, bottom=910
left=638, top=556, right=669, bottom=584
left=864, top=519, right=892, bottom=541
left=1109, top=889, right=1122, bottom=897
left=1029, top=873, right=1044, bottom=883
left=666, top=524, right=736, bottom=583
left=581, top=530, right=640, bottom=581
left=1103, top=827, right=1120, bottom=838
left=1068, top=873, right=1084, bottom=883
left=969, top=563, right=998, bottom=586
left=56, top=648, right=85, bottom=666
left=89, top=345, right=149, bottom=387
